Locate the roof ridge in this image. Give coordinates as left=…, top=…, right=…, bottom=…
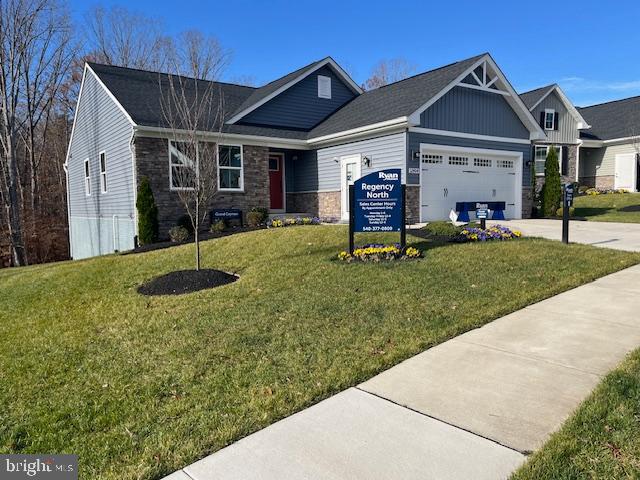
left=251, top=57, right=328, bottom=90
left=363, top=52, right=487, bottom=93
left=86, top=62, right=258, bottom=90
left=578, top=94, right=640, bottom=109
left=520, top=83, right=556, bottom=95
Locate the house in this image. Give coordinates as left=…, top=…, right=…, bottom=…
left=577, top=96, right=640, bottom=191
left=519, top=84, right=591, bottom=185
left=66, top=53, right=547, bottom=259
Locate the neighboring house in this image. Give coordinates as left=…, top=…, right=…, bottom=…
left=519, top=84, right=590, bottom=185
left=577, top=96, right=640, bottom=191
left=66, top=53, right=546, bottom=259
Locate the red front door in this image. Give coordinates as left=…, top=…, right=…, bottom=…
left=269, top=154, right=284, bottom=210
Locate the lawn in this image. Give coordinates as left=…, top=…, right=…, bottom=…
left=574, top=193, right=640, bottom=223
left=1, top=226, right=639, bottom=479
left=512, top=347, right=640, bottom=479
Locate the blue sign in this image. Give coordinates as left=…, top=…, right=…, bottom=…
left=353, top=169, right=403, bottom=232
left=476, top=209, right=489, bottom=219
left=564, top=184, right=574, bottom=207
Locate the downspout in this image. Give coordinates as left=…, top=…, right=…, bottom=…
left=63, top=159, right=73, bottom=259
left=129, top=128, right=138, bottom=246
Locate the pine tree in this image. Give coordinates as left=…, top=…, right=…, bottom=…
left=136, top=177, right=158, bottom=245
left=541, top=147, right=562, bottom=217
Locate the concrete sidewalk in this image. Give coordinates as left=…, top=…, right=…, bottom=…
left=164, top=264, right=640, bottom=480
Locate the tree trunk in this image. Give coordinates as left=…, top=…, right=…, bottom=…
left=195, top=199, right=200, bottom=271
left=5, top=137, right=27, bottom=266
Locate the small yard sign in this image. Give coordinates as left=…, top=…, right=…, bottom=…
left=562, top=183, right=574, bottom=244
left=210, top=208, right=243, bottom=226
left=349, top=169, right=406, bottom=253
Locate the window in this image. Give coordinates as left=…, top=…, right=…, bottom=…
left=218, top=144, right=243, bottom=190
left=99, top=151, right=107, bottom=193
left=318, top=75, right=331, bottom=99
left=169, top=141, right=196, bottom=190
left=544, top=109, right=555, bottom=130
left=448, top=156, right=469, bottom=166
left=497, top=159, right=514, bottom=169
left=84, top=159, right=91, bottom=196
left=474, top=158, right=492, bottom=167
left=534, top=145, right=562, bottom=176
left=421, top=154, right=443, bottom=164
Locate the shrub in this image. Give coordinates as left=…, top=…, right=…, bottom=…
left=268, top=217, right=320, bottom=228
left=246, top=211, right=264, bottom=227
left=250, top=207, right=269, bottom=223
left=338, top=244, right=422, bottom=262
left=136, top=177, right=158, bottom=245
left=556, top=206, right=576, bottom=217
left=541, top=146, right=562, bottom=217
left=177, top=214, right=194, bottom=234
left=210, top=220, right=226, bottom=233
left=169, top=226, right=189, bottom=243
left=454, top=225, right=522, bottom=243
left=423, top=221, right=461, bottom=237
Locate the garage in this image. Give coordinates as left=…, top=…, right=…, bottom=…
left=420, top=144, right=523, bottom=222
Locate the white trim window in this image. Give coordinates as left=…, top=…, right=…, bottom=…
left=534, top=145, right=563, bottom=176
left=169, top=140, right=196, bottom=190
left=544, top=109, right=556, bottom=130
left=84, top=158, right=91, bottom=196
left=99, top=151, right=107, bottom=193
left=318, top=75, right=332, bottom=99
left=218, top=144, right=243, bottom=191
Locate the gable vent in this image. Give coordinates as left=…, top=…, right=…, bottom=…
left=318, top=75, right=332, bottom=99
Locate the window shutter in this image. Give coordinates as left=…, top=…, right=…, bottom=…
left=561, top=146, right=569, bottom=175
left=554, top=112, right=559, bottom=130
left=540, top=111, right=545, bottom=128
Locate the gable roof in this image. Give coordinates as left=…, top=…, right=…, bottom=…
left=519, top=84, right=590, bottom=129
left=226, top=57, right=363, bottom=124
left=307, top=54, right=486, bottom=139
left=578, top=95, right=640, bottom=141
left=86, top=62, right=309, bottom=140
left=519, top=84, right=555, bottom=110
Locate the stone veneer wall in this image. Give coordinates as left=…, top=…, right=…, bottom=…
left=521, top=186, right=533, bottom=219
left=134, top=136, right=270, bottom=238
left=286, top=191, right=340, bottom=221
left=578, top=175, right=615, bottom=190
left=405, top=186, right=420, bottom=224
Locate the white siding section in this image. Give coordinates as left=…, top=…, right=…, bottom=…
left=581, top=142, right=638, bottom=177
left=315, top=133, right=406, bottom=190
left=67, top=68, right=135, bottom=259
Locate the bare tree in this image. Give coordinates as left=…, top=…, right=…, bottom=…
left=159, top=74, right=224, bottom=270
left=362, top=58, right=416, bottom=90
left=1, top=0, right=70, bottom=265
left=168, top=30, right=230, bottom=80
left=85, top=5, right=169, bottom=71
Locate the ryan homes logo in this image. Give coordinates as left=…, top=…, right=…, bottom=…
left=378, top=171, right=399, bottom=181
left=1, top=455, right=77, bottom=480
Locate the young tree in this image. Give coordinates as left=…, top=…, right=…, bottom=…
left=541, top=146, right=562, bottom=217
left=159, top=73, right=224, bottom=270
left=362, top=58, right=416, bottom=90
left=136, top=177, right=158, bottom=245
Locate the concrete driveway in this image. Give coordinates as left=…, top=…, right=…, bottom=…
left=493, top=219, right=640, bottom=252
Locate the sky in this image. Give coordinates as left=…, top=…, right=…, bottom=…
left=67, top=0, right=640, bottom=107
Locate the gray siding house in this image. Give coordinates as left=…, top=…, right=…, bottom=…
left=66, top=53, right=547, bottom=259
left=519, top=84, right=590, bottom=186
left=578, top=97, right=640, bottom=191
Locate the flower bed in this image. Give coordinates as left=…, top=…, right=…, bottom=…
left=338, top=244, right=422, bottom=262
left=268, top=217, right=321, bottom=228
left=454, top=224, right=522, bottom=243
left=584, top=188, right=630, bottom=196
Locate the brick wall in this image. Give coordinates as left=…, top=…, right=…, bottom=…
left=135, top=136, right=270, bottom=238
left=286, top=191, right=340, bottom=221
left=579, top=175, right=615, bottom=190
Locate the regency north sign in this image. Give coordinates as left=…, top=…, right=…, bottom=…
left=348, top=168, right=406, bottom=253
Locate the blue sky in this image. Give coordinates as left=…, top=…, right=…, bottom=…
left=68, top=0, right=640, bottom=107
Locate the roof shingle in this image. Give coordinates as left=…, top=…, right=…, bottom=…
left=578, top=96, right=640, bottom=141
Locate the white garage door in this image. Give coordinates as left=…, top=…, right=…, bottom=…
left=420, top=146, right=521, bottom=222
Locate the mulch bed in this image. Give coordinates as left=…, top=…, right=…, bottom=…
left=126, top=226, right=264, bottom=255
left=137, top=269, right=238, bottom=296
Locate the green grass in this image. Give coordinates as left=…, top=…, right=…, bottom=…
left=574, top=193, right=640, bottom=223
left=512, top=348, right=640, bottom=479
left=0, top=226, right=639, bottom=479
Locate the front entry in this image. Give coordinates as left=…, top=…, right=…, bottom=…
left=269, top=153, right=284, bottom=211
left=614, top=153, right=637, bottom=191
left=340, top=154, right=361, bottom=220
